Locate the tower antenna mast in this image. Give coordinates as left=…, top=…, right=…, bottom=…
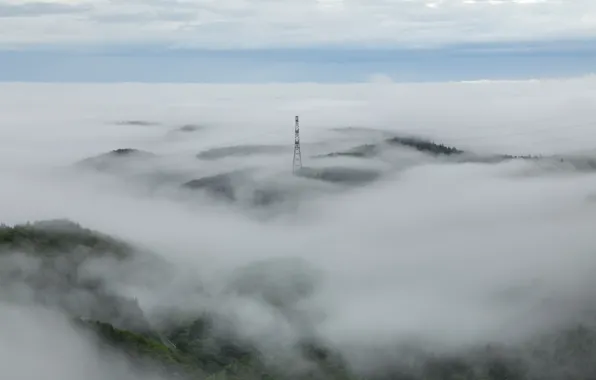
left=293, top=116, right=302, bottom=173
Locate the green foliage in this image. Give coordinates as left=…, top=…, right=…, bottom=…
left=82, top=319, right=195, bottom=369
left=0, top=219, right=133, bottom=259
left=318, top=136, right=550, bottom=167
left=385, top=136, right=463, bottom=156
left=165, top=316, right=273, bottom=377
left=0, top=219, right=150, bottom=332
left=78, top=317, right=278, bottom=380
left=320, top=136, right=463, bottom=160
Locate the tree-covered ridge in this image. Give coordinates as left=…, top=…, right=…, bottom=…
left=5, top=220, right=596, bottom=380
left=76, top=319, right=203, bottom=379
left=318, top=135, right=545, bottom=162
left=75, top=148, right=159, bottom=174
left=0, top=219, right=150, bottom=332
left=385, top=136, right=464, bottom=156
left=319, top=136, right=465, bottom=159
left=77, top=317, right=294, bottom=380
left=0, top=219, right=132, bottom=259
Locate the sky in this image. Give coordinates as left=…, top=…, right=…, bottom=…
left=1, top=0, right=596, bottom=82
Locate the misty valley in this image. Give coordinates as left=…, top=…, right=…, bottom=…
left=5, top=218, right=596, bottom=380
left=3, top=81, right=596, bottom=380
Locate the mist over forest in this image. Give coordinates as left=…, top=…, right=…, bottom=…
left=3, top=77, right=596, bottom=380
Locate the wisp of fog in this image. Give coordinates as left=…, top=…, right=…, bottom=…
left=2, top=77, right=596, bottom=379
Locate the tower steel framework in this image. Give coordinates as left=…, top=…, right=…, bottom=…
left=293, top=116, right=302, bottom=173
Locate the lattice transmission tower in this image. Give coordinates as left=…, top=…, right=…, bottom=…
left=292, top=115, right=302, bottom=173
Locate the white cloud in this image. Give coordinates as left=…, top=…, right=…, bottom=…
left=3, top=77, right=596, bottom=375
left=0, top=302, right=168, bottom=380
left=367, top=73, right=394, bottom=83
left=0, top=0, right=594, bottom=48
left=0, top=78, right=596, bottom=348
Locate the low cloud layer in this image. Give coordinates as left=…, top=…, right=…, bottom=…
left=0, top=302, right=168, bottom=380
left=2, top=78, right=596, bottom=378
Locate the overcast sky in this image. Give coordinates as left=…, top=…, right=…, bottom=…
left=1, top=0, right=595, bottom=82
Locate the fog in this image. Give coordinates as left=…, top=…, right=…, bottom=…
left=2, top=77, right=596, bottom=378
left=0, top=302, right=168, bottom=380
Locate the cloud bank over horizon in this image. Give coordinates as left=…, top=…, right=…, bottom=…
left=1, top=0, right=595, bottom=82
left=1, top=0, right=595, bottom=49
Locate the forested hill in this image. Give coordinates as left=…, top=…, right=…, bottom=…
left=0, top=220, right=351, bottom=380
left=4, top=220, right=596, bottom=380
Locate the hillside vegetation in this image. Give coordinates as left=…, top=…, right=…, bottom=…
left=3, top=220, right=596, bottom=380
